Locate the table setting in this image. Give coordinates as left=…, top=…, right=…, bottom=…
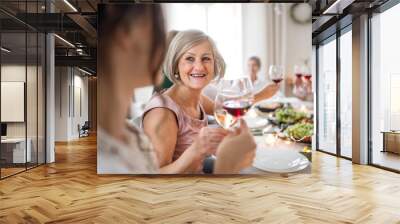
left=210, top=75, right=313, bottom=175
left=241, top=99, right=313, bottom=174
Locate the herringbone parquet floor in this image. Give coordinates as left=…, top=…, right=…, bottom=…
left=1, top=135, right=400, bottom=224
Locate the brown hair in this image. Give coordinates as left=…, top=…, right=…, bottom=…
left=249, top=56, right=261, bottom=68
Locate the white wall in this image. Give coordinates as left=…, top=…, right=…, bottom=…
left=55, top=67, right=89, bottom=141
left=1, top=66, right=26, bottom=132
left=244, top=3, right=312, bottom=95
left=55, top=66, right=67, bottom=141
left=163, top=3, right=311, bottom=82
left=72, top=73, right=89, bottom=138
left=1, top=64, right=46, bottom=163
left=1, top=65, right=25, bottom=81
left=283, top=4, right=312, bottom=76
left=1, top=65, right=38, bottom=137
left=1, top=82, right=25, bottom=122
left=242, top=4, right=269, bottom=78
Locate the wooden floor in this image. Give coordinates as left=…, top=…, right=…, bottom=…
left=1, top=167, right=26, bottom=178
left=373, top=151, right=400, bottom=171
left=1, top=163, right=44, bottom=178
left=1, top=135, right=400, bottom=223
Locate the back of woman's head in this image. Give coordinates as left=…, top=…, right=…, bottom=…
left=99, top=4, right=166, bottom=83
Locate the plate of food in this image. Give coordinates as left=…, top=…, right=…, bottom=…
left=270, top=107, right=308, bottom=126
left=285, top=123, right=313, bottom=144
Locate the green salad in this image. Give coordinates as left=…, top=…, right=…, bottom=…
left=285, top=123, right=314, bottom=140
left=275, top=107, right=307, bottom=124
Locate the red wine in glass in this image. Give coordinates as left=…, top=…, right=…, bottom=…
left=223, top=100, right=251, bottom=117
left=272, top=78, right=283, bottom=84
left=303, top=74, right=312, bottom=81
left=295, top=73, right=303, bottom=78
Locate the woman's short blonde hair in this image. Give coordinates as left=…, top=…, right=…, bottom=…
left=163, top=29, right=225, bottom=83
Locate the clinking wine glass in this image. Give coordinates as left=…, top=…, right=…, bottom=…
left=214, top=77, right=254, bottom=129
left=269, top=65, right=284, bottom=99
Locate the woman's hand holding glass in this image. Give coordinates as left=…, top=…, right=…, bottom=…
left=185, top=127, right=227, bottom=173
left=211, top=77, right=256, bottom=173
left=193, top=127, right=229, bottom=156
left=214, top=77, right=254, bottom=129
left=214, top=119, right=257, bottom=174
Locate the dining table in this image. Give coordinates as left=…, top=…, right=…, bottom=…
left=211, top=96, right=313, bottom=175
left=240, top=135, right=312, bottom=175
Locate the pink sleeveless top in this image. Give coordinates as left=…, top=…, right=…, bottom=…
left=141, top=94, right=208, bottom=161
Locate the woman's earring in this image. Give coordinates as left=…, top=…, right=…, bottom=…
left=174, top=73, right=180, bottom=80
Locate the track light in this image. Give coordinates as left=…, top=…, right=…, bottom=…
left=54, top=34, right=75, bottom=48
left=323, top=0, right=354, bottom=15
left=1, top=47, right=11, bottom=53
left=63, top=0, right=78, bottom=12
left=77, top=67, right=93, bottom=76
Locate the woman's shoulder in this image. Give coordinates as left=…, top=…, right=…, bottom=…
left=97, top=126, right=158, bottom=174
left=142, top=92, right=182, bottom=129
left=144, top=92, right=177, bottom=110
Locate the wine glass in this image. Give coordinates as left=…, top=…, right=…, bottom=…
left=302, top=65, right=312, bottom=82
left=269, top=65, right=284, bottom=99
left=214, top=77, right=254, bottom=129
left=294, top=65, right=303, bottom=79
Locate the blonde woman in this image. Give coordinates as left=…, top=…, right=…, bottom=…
left=142, top=30, right=255, bottom=174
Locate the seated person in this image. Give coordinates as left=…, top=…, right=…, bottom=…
left=142, top=30, right=236, bottom=174
left=286, top=63, right=313, bottom=102
left=248, top=56, right=277, bottom=99
left=202, top=56, right=279, bottom=105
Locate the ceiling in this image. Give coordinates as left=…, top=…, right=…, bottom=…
left=0, top=0, right=99, bottom=73
left=0, top=0, right=394, bottom=73
left=311, top=0, right=391, bottom=43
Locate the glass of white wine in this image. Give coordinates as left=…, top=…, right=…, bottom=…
left=214, top=77, right=254, bottom=129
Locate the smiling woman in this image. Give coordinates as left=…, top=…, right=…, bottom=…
left=141, top=30, right=257, bottom=174
left=178, top=42, right=214, bottom=89
left=162, top=30, right=225, bottom=84
left=141, top=30, right=228, bottom=174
